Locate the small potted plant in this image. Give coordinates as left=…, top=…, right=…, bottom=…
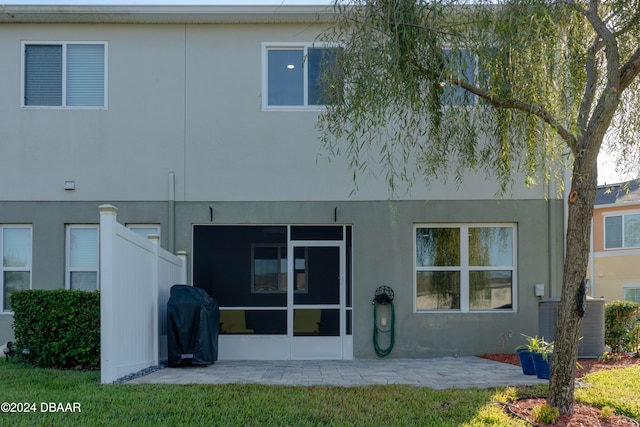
left=515, top=334, right=544, bottom=375
left=530, top=338, right=554, bottom=379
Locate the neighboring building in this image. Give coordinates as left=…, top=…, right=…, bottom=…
left=0, top=3, right=566, bottom=360
left=589, top=179, right=640, bottom=303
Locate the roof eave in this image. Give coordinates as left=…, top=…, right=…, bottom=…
left=0, top=4, right=339, bottom=24
left=595, top=179, right=640, bottom=206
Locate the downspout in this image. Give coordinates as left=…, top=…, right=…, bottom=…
left=561, top=166, right=571, bottom=298
left=590, top=218, right=595, bottom=297
left=168, top=171, right=175, bottom=254
left=548, top=176, right=556, bottom=299
left=563, top=167, right=571, bottom=260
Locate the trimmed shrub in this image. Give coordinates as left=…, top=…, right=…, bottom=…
left=11, top=289, right=100, bottom=368
left=604, top=300, right=640, bottom=353
left=532, top=404, right=560, bottom=424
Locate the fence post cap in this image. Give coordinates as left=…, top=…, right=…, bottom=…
left=99, top=204, right=118, bottom=215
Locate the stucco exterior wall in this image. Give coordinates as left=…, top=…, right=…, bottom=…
left=0, top=16, right=566, bottom=357
left=590, top=254, right=640, bottom=302
left=175, top=198, right=564, bottom=358
left=0, top=22, right=553, bottom=203
left=1, top=198, right=564, bottom=357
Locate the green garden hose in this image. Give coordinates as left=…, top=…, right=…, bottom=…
left=373, top=286, right=395, bottom=357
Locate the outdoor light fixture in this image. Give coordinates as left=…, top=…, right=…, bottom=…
left=22, top=348, right=30, bottom=364
left=3, top=342, right=14, bottom=360
left=64, top=181, right=76, bottom=191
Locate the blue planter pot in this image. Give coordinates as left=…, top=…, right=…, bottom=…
left=531, top=352, right=552, bottom=379
left=517, top=349, right=536, bottom=375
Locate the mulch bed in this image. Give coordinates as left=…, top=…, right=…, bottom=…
left=504, top=398, right=638, bottom=427
left=478, top=353, right=640, bottom=378
left=478, top=353, right=640, bottom=426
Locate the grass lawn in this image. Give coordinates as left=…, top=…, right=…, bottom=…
left=1, top=359, right=638, bottom=426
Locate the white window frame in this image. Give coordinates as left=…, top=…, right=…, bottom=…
left=414, top=223, right=517, bottom=313
left=21, top=41, right=108, bottom=109
left=262, top=42, right=340, bottom=111
left=603, top=209, right=640, bottom=250
left=1, top=225, right=32, bottom=314
left=65, top=225, right=99, bottom=291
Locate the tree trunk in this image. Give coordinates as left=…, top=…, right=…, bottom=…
left=547, top=164, right=598, bottom=414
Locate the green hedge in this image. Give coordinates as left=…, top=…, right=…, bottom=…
left=11, top=289, right=100, bottom=369
left=605, top=300, right=640, bottom=353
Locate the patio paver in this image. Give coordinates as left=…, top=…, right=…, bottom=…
left=127, top=357, right=548, bottom=389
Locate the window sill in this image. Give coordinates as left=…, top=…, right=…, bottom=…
left=414, top=309, right=516, bottom=314
left=262, top=105, right=327, bottom=112
left=21, top=106, right=107, bottom=111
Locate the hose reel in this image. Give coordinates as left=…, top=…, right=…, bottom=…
left=372, top=285, right=395, bottom=357
left=373, top=285, right=394, bottom=305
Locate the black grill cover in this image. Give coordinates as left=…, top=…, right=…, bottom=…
left=167, top=285, right=219, bottom=367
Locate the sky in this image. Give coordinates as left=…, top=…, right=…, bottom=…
left=597, top=151, right=630, bottom=185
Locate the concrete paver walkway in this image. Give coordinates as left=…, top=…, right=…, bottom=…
left=128, top=357, right=547, bottom=389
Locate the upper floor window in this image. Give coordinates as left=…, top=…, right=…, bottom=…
left=442, top=48, right=476, bottom=106
left=1, top=225, right=32, bottom=313
left=263, top=43, right=342, bottom=110
left=22, top=42, right=107, bottom=108
left=604, top=212, right=640, bottom=249
left=66, top=225, right=99, bottom=291
left=415, top=224, right=516, bottom=312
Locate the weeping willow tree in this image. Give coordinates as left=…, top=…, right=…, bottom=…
left=318, top=0, right=640, bottom=415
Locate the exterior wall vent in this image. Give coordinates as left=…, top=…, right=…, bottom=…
left=538, top=297, right=605, bottom=358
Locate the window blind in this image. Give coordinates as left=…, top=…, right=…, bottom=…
left=2, top=228, right=31, bottom=268
left=605, top=216, right=623, bottom=249
left=24, top=45, right=63, bottom=106
left=70, top=227, right=98, bottom=268
left=66, top=44, right=105, bottom=107
left=625, top=288, right=640, bottom=303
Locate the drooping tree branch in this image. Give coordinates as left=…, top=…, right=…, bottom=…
left=453, top=79, right=578, bottom=151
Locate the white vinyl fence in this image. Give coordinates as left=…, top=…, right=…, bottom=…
left=99, top=204, right=187, bottom=384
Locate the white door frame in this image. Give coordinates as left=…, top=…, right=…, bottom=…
left=288, top=240, right=345, bottom=360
